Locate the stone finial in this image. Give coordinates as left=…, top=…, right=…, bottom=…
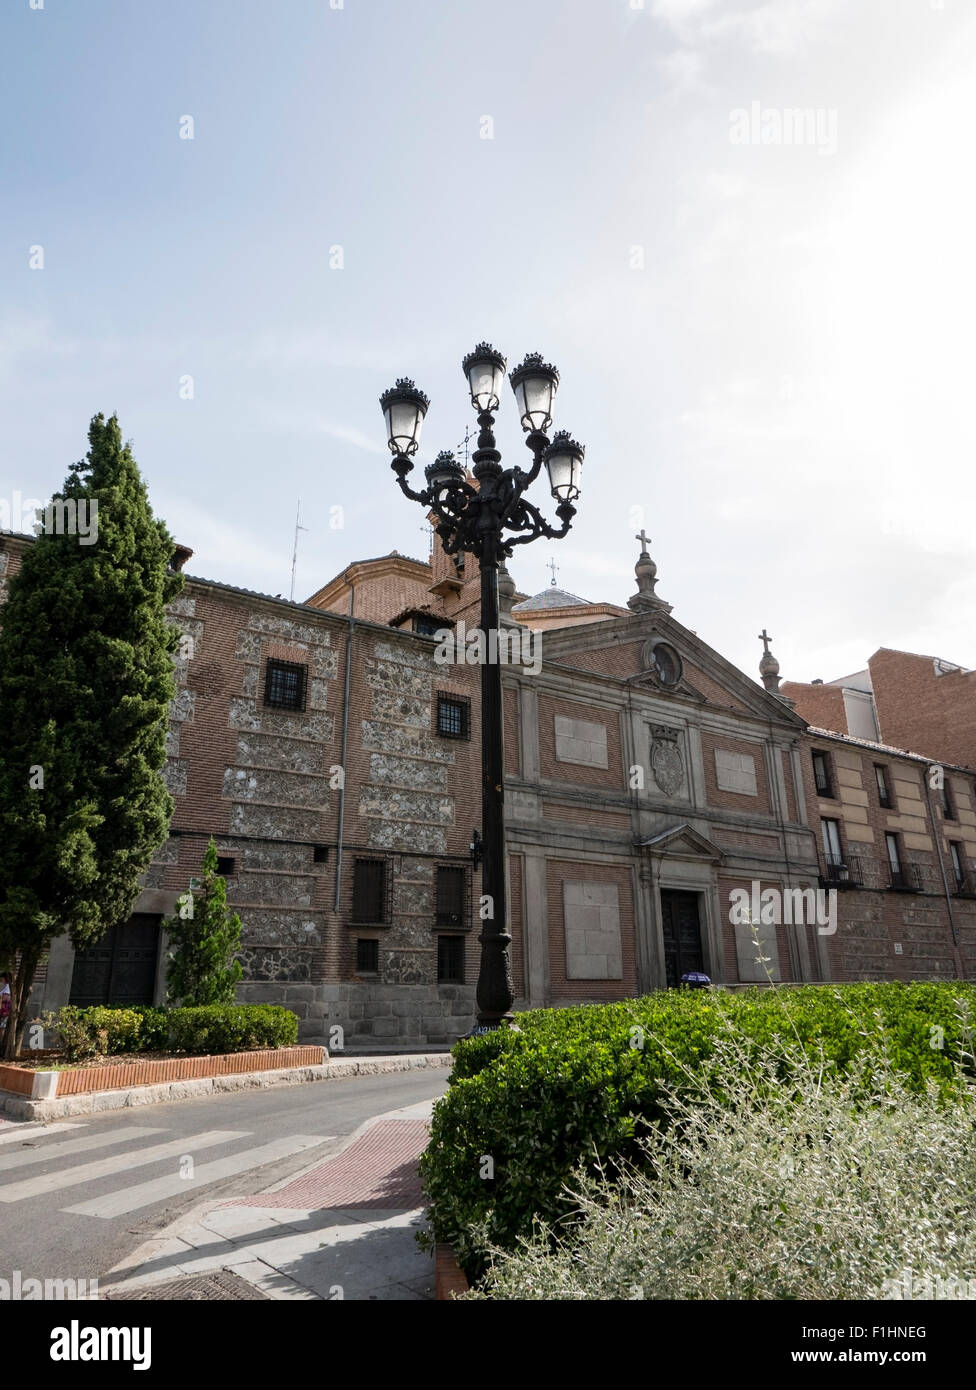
left=627, top=533, right=672, bottom=614
left=497, top=562, right=522, bottom=628
left=758, top=627, right=781, bottom=692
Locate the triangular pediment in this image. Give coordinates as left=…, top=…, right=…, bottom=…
left=636, top=823, right=724, bottom=863
left=628, top=667, right=706, bottom=703
left=529, top=608, right=805, bottom=728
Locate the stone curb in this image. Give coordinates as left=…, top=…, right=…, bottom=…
left=0, top=1053, right=453, bottom=1120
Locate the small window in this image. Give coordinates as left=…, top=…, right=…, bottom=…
left=216, top=856, right=235, bottom=876
left=874, top=764, right=892, bottom=809
left=313, top=845, right=329, bottom=864
left=264, top=659, right=307, bottom=711
left=414, top=615, right=441, bottom=637
left=352, top=858, right=386, bottom=923
left=821, top=817, right=843, bottom=866
left=949, top=842, right=966, bottom=890
left=435, top=866, right=466, bottom=926
left=356, top=938, right=379, bottom=974
left=942, top=779, right=957, bottom=820
left=812, top=750, right=833, bottom=798
left=886, top=832, right=906, bottom=888
left=437, top=693, right=470, bottom=740
left=437, top=934, right=465, bottom=983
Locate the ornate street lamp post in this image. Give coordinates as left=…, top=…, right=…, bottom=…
left=380, top=344, right=584, bottom=1029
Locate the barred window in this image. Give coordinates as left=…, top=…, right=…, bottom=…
left=437, top=934, right=465, bottom=983
left=355, top=938, right=379, bottom=973
left=264, top=659, right=307, bottom=711
left=352, top=858, right=386, bottom=923
left=437, top=694, right=469, bottom=739
left=435, top=866, right=466, bottom=926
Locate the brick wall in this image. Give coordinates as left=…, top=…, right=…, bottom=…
left=781, top=680, right=848, bottom=733
left=537, top=693, right=621, bottom=790
left=543, top=802, right=631, bottom=829
left=556, top=641, right=645, bottom=678
left=545, top=858, right=638, bottom=1003
left=868, top=649, right=976, bottom=768
left=503, top=686, right=520, bottom=775
left=700, top=731, right=772, bottom=815
left=509, top=852, right=524, bottom=1002
left=801, top=732, right=972, bottom=981
left=780, top=748, right=799, bottom=823
left=683, top=662, right=753, bottom=714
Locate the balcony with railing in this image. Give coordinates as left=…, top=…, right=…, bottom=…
left=888, top=861, right=926, bottom=893
left=818, top=854, right=863, bottom=889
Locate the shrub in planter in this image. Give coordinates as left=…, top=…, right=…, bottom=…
left=166, top=1004, right=298, bottom=1055
left=421, top=982, right=976, bottom=1278
left=45, top=1005, right=145, bottom=1061
left=129, top=1005, right=170, bottom=1052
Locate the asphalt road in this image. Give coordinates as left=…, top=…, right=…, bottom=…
left=0, top=1069, right=449, bottom=1289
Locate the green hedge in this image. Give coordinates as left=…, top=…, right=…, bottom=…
left=45, top=1003, right=298, bottom=1060
left=167, top=1004, right=298, bottom=1054
left=129, top=1005, right=170, bottom=1051
left=420, top=982, right=976, bottom=1277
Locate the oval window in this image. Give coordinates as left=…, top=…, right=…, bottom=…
left=651, top=642, right=681, bottom=687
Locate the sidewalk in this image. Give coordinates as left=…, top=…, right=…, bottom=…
left=103, top=1097, right=439, bottom=1301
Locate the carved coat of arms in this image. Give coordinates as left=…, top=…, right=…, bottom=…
left=650, top=725, right=684, bottom=797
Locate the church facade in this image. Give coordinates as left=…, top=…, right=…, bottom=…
left=3, top=525, right=975, bottom=1049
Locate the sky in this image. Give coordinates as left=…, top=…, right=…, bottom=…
left=2, top=0, right=975, bottom=687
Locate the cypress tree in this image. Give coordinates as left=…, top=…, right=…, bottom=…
left=0, top=414, right=182, bottom=1056
left=165, top=839, right=243, bottom=1007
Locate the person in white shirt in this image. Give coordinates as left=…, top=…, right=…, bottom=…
left=0, top=972, right=11, bottom=1035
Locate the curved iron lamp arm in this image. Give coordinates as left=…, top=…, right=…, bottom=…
left=503, top=496, right=575, bottom=550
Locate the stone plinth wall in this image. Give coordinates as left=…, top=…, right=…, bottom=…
left=237, top=979, right=476, bottom=1048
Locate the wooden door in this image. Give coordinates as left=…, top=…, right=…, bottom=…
left=660, top=890, right=704, bottom=988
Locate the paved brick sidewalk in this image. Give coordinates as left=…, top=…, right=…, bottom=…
left=229, top=1119, right=427, bottom=1211
left=106, top=1101, right=438, bottom=1301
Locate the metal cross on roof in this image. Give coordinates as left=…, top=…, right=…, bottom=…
left=547, top=557, right=559, bottom=586
left=635, top=529, right=651, bottom=555
left=758, top=628, right=773, bottom=654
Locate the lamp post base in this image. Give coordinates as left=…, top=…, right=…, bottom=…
left=460, top=1014, right=517, bottom=1039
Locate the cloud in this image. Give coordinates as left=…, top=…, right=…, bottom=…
left=656, top=48, right=709, bottom=96
left=652, top=0, right=721, bottom=27
left=254, top=406, right=388, bottom=457
left=653, top=0, right=845, bottom=56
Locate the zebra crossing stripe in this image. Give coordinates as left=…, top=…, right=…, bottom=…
left=0, top=1131, right=248, bottom=1203
left=0, top=1126, right=165, bottom=1172
left=63, top=1134, right=329, bottom=1219
left=0, top=1122, right=82, bottom=1147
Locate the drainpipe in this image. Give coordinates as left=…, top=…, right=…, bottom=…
left=333, top=586, right=355, bottom=912
left=922, top=763, right=964, bottom=979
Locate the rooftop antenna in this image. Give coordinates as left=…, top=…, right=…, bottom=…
left=457, top=424, right=475, bottom=472
left=289, top=499, right=309, bottom=602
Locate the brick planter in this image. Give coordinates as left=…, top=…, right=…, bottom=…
left=0, top=1045, right=325, bottom=1101
left=435, top=1243, right=470, bottom=1300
